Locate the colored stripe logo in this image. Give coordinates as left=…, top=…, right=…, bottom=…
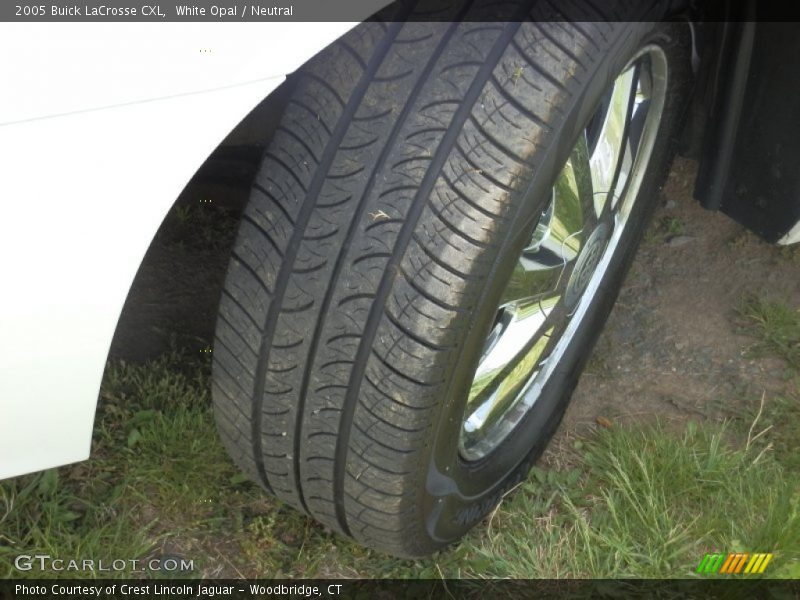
left=697, top=553, right=773, bottom=574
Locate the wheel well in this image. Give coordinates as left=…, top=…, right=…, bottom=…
left=108, top=78, right=295, bottom=362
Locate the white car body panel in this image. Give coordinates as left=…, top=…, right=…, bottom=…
left=0, top=22, right=357, bottom=480
left=778, top=219, right=800, bottom=245
left=1, top=23, right=354, bottom=125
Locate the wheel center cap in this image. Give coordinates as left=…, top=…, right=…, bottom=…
left=564, top=222, right=610, bottom=311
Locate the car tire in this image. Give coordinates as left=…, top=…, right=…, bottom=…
left=212, top=6, right=691, bottom=557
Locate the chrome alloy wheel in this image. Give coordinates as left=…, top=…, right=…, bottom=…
left=459, top=47, right=668, bottom=462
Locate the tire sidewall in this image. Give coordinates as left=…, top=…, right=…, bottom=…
left=420, top=21, right=692, bottom=545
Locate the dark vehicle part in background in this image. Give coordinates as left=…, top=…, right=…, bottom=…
left=689, top=11, right=800, bottom=243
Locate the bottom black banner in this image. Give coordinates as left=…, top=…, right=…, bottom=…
left=0, top=579, right=799, bottom=600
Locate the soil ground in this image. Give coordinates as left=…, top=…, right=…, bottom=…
left=110, top=155, right=800, bottom=446
left=563, top=157, right=800, bottom=441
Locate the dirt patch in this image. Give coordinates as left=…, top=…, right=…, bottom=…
left=563, top=157, right=800, bottom=435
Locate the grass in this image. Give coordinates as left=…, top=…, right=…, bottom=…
left=469, top=423, right=799, bottom=578
left=736, top=295, right=800, bottom=476
left=644, top=216, right=685, bottom=244
left=739, top=295, right=800, bottom=372
left=1, top=299, right=798, bottom=580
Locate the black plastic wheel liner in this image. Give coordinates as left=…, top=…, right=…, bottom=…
left=693, top=15, right=800, bottom=243
left=715, top=22, right=800, bottom=242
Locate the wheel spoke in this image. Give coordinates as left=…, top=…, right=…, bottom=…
left=499, top=139, right=591, bottom=308
left=465, top=294, right=561, bottom=437
left=588, top=65, right=637, bottom=219
left=569, top=126, right=596, bottom=224
left=612, top=70, right=651, bottom=213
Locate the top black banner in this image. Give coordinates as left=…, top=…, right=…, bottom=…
left=0, top=0, right=778, bottom=23
left=4, top=0, right=382, bottom=21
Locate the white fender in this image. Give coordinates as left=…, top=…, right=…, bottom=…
left=0, top=21, right=368, bottom=479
